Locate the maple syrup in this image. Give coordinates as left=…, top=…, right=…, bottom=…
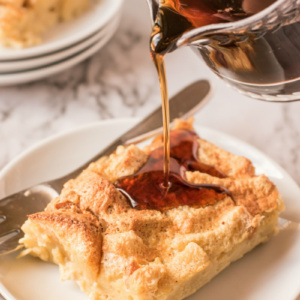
left=114, top=0, right=282, bottom=211
left=115, top=129, right=231, bottom=211
left=151, top=52, right=170, bottom=187
left=151, top=0, right=300, bottom=101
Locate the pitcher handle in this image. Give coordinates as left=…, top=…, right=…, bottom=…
left=146, top=0, right=159, bottom=24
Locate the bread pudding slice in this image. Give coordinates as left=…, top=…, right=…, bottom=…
left=19, top=119, right=284, bottom=300
left=0, top=0, right=90, bottom=48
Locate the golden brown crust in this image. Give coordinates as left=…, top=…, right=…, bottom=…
left=25, top=211, right=102, bottom=281
left=20, top=119, right=284, bottom=300
left=197, top=138, right=255, bottom=177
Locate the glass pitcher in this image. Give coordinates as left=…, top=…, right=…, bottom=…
left=147, top=0, right=300, bottom=102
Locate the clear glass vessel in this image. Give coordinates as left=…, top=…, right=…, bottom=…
left=148, top=0, right=300, bottom=102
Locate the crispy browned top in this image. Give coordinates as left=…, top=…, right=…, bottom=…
left=23, top=119, right=283, bottom=298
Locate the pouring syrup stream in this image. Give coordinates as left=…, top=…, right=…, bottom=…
left=151, top=52, right=171, bottom=188
left=115, top=0, right=277, bottom=211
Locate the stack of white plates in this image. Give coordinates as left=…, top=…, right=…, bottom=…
left=0, top=0, right=123, bottom=86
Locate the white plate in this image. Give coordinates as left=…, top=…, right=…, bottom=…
left=0, top=0, right=123, bottom=61
left=0, top=17, right=120, bottom=86
left=0, top=13, right=121, bottom=73
left=0, top=119, right=300, bottom=300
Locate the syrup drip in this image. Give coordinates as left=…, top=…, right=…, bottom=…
left=114, top=129, right=231, bottom=211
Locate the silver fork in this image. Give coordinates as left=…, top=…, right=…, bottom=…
left=0, top=80, right=211, bottom=256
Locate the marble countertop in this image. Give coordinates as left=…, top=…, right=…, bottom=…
left=0, top=0, right=299, bottom=298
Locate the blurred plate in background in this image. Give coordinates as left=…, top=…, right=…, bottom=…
left=0, top=13, right=121, bottom=73
left=0, top=0, right=123, bottom=61
left=0, top=17, right=121, bottom=86
left=0, top=0, right=123, bottom=85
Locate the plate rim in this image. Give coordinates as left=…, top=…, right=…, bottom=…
left=0, top=118, right=130, bottom=180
